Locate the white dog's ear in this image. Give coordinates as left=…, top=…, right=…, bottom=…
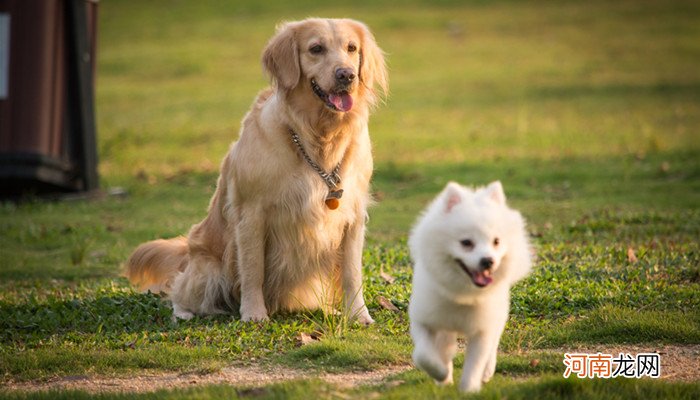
left=262, top=22, right=300, bottom=92
left=484, top=181, right=506, bottom=205
left=443, top=182, right=463, bottom=213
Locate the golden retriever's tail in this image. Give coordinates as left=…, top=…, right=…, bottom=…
left=124, top=236, right=189, bottom=294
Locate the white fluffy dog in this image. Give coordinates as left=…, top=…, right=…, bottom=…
left=408, top=181, right=533, bottom=392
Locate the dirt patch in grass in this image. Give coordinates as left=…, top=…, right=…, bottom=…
left=3, top=345, right=698, bottom=394
left=2, top=364, right=413, bottom=394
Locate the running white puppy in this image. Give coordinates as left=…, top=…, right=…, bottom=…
left=408, top=181, right=533, bottom=392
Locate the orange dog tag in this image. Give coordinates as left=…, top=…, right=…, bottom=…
left=325, top=189, right=343, bottom=210
left=325, top=198, right=340, bottom=210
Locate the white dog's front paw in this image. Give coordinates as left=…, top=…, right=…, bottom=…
left=482, top=351, right=497, bottom=383
left=482, top=364, right=496, bottom=383
left=413, top=348, right=449, bottom=382
left=458, top=376, right=482, bottom=393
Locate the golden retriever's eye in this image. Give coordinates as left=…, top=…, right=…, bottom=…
left=309, top=44, right=325, bottom=54
left=347, top=43, right=357, bottom=53
left=460, top=239, right=474, bottom=249
left=493, top=238, right=500, bottom=247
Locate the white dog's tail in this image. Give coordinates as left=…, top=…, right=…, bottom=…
left=124, top=236, right=189, bottom=294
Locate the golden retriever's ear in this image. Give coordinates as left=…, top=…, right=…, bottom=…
left=351, top=20, right=388, bottom=103
left=262, top=22, right=300, bottom=91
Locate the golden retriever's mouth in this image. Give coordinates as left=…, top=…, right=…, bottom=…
left=311, top=79, right=353, bottom=112
left=455, top=258, right=493, bottom=288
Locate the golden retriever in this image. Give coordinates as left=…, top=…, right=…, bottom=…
left=125, top=18, right=388, bottom=323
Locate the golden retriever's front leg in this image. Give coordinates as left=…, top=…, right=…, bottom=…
left=341, top=221, right=374, bottom=325
left=235, top=205, right=269, bottom=322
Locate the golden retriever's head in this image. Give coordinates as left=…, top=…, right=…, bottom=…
left=262, top=18, right=388, bottom=113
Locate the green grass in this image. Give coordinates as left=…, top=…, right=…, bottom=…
left=2, top=377, right=699, bottom=400
left=2, top=0, right=699, bottom=398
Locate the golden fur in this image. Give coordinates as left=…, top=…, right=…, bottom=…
left=125, top=18, right=388, bottom=323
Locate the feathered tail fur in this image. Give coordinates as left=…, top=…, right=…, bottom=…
left=124, top=236, right=189, bottom=294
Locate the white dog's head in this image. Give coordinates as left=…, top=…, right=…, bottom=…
left=410, top=181, right=532, bottom=292
left=443, top=181, right=510, bottom=288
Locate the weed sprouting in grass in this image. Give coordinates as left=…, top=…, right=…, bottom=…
left=69, top=239, right=93, bottom=266
left=304, top=308, right=353, bottom=341
left=297, top=273, right=365, bottom=340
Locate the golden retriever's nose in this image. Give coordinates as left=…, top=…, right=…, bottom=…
left=335, top=68, right=356, bottom=85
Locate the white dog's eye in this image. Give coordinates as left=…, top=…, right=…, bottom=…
left=460, top=239, right=474, bottom=249
left=493, top=237, right=500, bottom=246
left=309, top=44, right=325, bottom=54
left=348, top=43, right=357, bottom=53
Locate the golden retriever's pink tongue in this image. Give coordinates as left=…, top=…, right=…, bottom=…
left=329, top=93, right=353, bottom=112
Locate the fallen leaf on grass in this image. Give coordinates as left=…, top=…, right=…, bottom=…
left=380, top=268, right=395, bottom=284
left=627, top=247, right=638, bottom=263
left=377, top=296, right=399, bottom=312
left=295, top=332, right=320, bottom=347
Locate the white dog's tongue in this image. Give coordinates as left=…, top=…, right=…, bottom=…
left=329, top=93, right=353, bottom=112
left=471, top=269, right=493, bottom=287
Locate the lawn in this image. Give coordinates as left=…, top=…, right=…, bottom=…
left=1, top=0, right=699, bottom=398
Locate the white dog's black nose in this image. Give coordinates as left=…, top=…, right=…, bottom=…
left=335, top=68, right=356, bottom=85
left=480, top=257, right=494, bottom=270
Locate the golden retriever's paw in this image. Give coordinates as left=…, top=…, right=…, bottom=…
left=240, top=296, right=269, bottom=322
left=241, top=313, right=269, bottom=322
left=172, top=304, right=195, bottom=321
left=355, top=308, right=375, bottom=325
left=240, top=305, right=269, bottom=322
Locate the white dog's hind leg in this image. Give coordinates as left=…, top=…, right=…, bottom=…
left=411, top=323, right=450, bottom=382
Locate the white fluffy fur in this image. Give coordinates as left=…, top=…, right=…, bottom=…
left=125, top=18, right=388, bottom=324
left=408, top=181, right=533, bottom=392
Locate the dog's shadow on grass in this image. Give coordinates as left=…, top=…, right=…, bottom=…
left=0, top=287, right=342, bottom=353
left=0, top=290, right=238, bottom=344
